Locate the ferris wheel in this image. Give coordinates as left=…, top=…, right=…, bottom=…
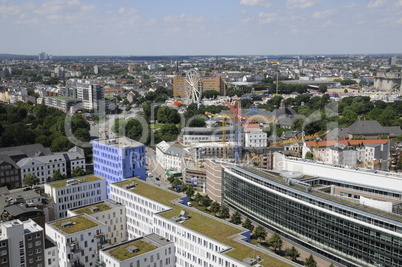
left=184, top=69, right=201, bottom=104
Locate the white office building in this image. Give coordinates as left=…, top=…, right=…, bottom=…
left=44, top=176, right=107, bottom=219
left=110, top=179, right=285, bottom=267
left=45, top=214, right=107, bottom=267
left=245, top=129, right=267, bottom=148
left=98, top=233, right=175, bottom=267
left=68, top=199, right=127, bottom=245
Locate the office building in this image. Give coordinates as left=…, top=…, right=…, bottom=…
left=245, top=129, right=267, bottom=148
left=44, top=176, right=107, bottom=219
left=222, top=165, right=402, bottom=267
left=97, top=233, right=175, bottom=267
left=38, top=52, right=48, bottom=61
left=110, top=178, right=291, bottom=267
left=155, top=141, right=189, bottom=172
left=44, top=96, right=81, bottom=113
left=0, top=219, right=45, bottom=267
left=68, top=199, right=127, bottom=245
left=389, top=55, right=397, bottom=66
left=173, top=72, right=226, bottom=98
left=67, top=79, right=105, bottom=112
left=45, top=214, right=107, bottom=267
left=0, top=155, right=21, bottom=189
left=92, top=137, right=146, bottom=195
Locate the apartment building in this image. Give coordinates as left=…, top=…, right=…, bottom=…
left=68, top=199, right=127, bottom=245
left=173, top=72, right=226, bottom=98
left=18, top=149, right=86, bottom=184
left=302, top=139, right=390, bottom=170
left=44, top=176, right=107, bottom=219
left=0, top=219, right=45, bottom=267
left=44, top=96, right=81, bottom=113
left=67, top=79, right=105, bottom=111
left=0, top=155, right=21, bottom=189
left=92, top=137, right=146, bottom=195
left=45, top=214, right=107, bottom=267
left=98, top=233, right=175, bottom=267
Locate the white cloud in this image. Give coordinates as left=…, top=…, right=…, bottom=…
left=240, top=0, right=272, bottom=7
left=35, top=0, right=95, bottom=15
left=164, top=14, right=204, bottom=23
left=287, top=0, right=319, bottom=9
left=0, top=4, right=21, bottom=18
left=395, top=17, right=402, bottom=24
left=396, top=0, right=402, bottom=7
left=367, top=0, right=386, bottom=8
left=240, top=17, right=254, bottom=24
left=323, top=20, right=332, bottom=27
left=258, top=12, right=277, bottom=24
left=312, top=9, right=336, bottom=19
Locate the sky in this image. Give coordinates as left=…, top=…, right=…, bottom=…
left=1, top=0, right=402, bottom=56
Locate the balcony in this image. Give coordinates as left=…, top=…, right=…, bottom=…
left=95, top=259, right=106, bottom=267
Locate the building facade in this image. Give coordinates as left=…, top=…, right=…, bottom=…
left=45, top=214, right=107, bottom=267
left=173, top=72, right=226, bottom=98
left=92, top=137, right=146, bottom=195
left=68, top=199, right=127, bottom=245
left=98, top=234, right=175, bottom=267
left=223, top=166, right=402, bottom=267
left=0, top=219, right=45, bottom=267
left=44, top=176, right=107, bottom=219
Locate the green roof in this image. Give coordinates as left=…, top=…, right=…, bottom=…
left=51, top=215, right=101, bottom=234
left=107, top=240, right=157, bottom=261
left=49, top=176, right=102, bottom=189
left=114, top=179, right=291, bottom=267
left=73, top=203, right=112, bottom=215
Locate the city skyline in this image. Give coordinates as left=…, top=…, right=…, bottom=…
left=1, top=0, right=402, bottom=56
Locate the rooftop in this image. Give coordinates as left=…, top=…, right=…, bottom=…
left=73, top=203, right=112, bottom=215
left=237, top=166, right=402, bottom=226
left=48, top=175, right=102, bottom=189
left=114, top=179, right=291, bottom=267
left=49, top=215, right=101, bottom=234
left=94, top=137, right=144, bottom=148
left=105, top=238, right=158, bottom=261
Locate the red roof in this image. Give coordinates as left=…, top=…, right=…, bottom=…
left=305, top=139, right=389, bottom=148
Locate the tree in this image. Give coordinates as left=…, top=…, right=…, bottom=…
left=189, top=117, right=206, bottom=127
left=210, top=202, right=220, bottom=214
left=305, top=254, right=317, bottom=267
left=185, top=186, right=195, bottom=198
left=229, top=211, right=242, bottom=225
left=23, top=174, right=39, bottom=188
left=286, top=246, right=300, bottom=261
left=329, top=264, right=335, bottom=267
left=242, top=218, right=254, bottom=232
left=305, top=151, right=314, bottom=159
left=268, top=232, right=283, bottom=251
left=318, top=84, right=327, bottom=93
left=157, top=124, right=180, bottom=142
left=51, top=170, right=65, bottom=181
left=218, top=206, right=230, bottom=219
left=200, top=195, right=212, bottom=207
left=194, top=192, right=203, bottom=203
left=253, top=225, right=267, bottom=243
left=72, top=167, right=86, bottom=177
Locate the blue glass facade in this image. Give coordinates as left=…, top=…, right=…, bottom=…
left=92, top=139, right=146, bottom=195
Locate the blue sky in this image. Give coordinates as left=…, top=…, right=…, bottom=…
left=1, top=0, right=401, bottom=56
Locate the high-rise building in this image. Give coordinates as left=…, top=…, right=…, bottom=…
left=389, top=55, right=397, bottom=66
left=38, top=52, right=48, bottom=61
left=67, top=79, right=105, bottom=112
left=92, top=137, right=146, bottom=195
left=0, top=219, right=45, bottom=267
left=173, top=72, right=226, bottom=98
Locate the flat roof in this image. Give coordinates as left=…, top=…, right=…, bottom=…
left=113, top=179, right=291, bottom=267
left=94, top=137, right=144, bottom=148
left=237, top=166, right=402, bottom=226
left=49, top=215, right=101, bottom=234
left=48, top=175, right=102, bottom=189
left=105, top=237, right=160, bottom=261
left=72, top=203, right=112, bottom=215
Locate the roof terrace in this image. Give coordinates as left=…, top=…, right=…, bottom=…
left=48, top=175, right=102, bottom=189
left=49, top=215, right=101, bottom=234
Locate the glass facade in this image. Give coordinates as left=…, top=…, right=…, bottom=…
left=222, top=166, right=402, bottom=267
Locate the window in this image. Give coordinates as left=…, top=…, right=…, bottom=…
left=35, top=241, right=41, bottom=246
